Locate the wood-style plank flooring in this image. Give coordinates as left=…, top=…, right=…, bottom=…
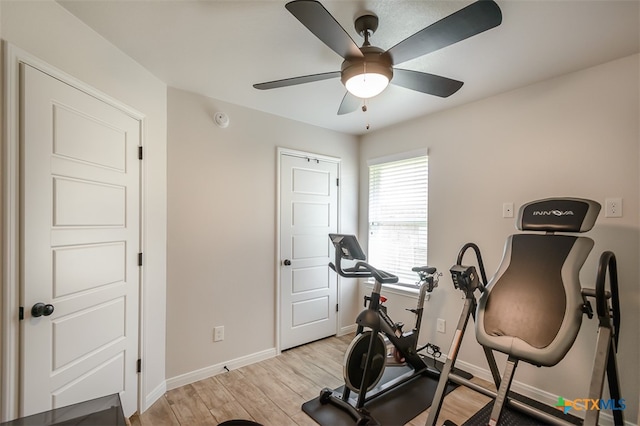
left=130, top=334, right=493, bottom=426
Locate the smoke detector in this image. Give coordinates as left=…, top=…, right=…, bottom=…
left=214, top=112, right=230, bottom=128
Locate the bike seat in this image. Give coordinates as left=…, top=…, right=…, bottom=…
left=412, top=266, right=437, bottom=274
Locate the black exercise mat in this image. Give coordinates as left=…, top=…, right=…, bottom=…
left=302, top=362, right=471, bottom=426
left=462, top=392, right=581, bottom=426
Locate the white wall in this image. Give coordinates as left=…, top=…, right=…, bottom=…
left=165, top=87, right=359, bottom=381
left=0, top=0, right=168, bottom=416
left=359, top=54, right=639, bottom=421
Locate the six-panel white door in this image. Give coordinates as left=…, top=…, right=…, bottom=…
left=20, top=64, right=140, bottom=417
left=280, top=153, right=338, bottom=350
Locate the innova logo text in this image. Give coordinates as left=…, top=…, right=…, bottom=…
left=532, top=210, right=574, bottom=216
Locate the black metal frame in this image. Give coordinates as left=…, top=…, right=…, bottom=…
left=321, top=234, right=439, bottom=424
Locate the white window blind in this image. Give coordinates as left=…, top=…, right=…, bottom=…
left=368, top=155, right=428, bottom=283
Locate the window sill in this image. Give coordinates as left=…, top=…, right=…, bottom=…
left=362, top=279, right=420, bottom=298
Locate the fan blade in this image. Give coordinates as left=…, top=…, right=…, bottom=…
left=253, top=71, right=341, bottom=90
left=387, top=0, right=502, bottom=65
left=286, top=0, right=363, bottom=59
left=337, top=92, right=361, bottom=115
left=392, top=69, right=463, bottom=97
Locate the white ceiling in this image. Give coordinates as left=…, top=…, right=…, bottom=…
left=58, top=0, right=639, bottom=135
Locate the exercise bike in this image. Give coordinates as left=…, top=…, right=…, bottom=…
left=320, top=234, right=441, bottom=425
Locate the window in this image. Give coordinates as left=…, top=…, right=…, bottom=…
left=368, top=154, right=428, bottom=283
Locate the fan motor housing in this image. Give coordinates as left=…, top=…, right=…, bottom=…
left=340, top=46, right=393, bottom=86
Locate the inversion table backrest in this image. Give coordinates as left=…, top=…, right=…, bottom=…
left=476, top=198, right=601, bottom=366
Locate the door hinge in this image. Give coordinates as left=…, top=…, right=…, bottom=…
left=19, top=307, right=24, bottom=321
left=137, top=359, right=142, bottom=373
left=336, top=303, right=339, bottom=312
left=138, top=146, right=143, bottom=160
left=336, top=178, right=339, bottom=186
left=138, top=253, right=143, bottom=266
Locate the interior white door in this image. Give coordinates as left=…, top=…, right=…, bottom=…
left=20, top=64, right=140, bottom=417
left=280, top=153, right=338, bottom=350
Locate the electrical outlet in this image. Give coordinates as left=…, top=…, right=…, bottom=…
left=214, top=326, right=224, bottom=342
left=605, top=198, right=623, bottom=218
left=502, top=202, right=514, bottom=218
left=437, top=318, right=446, bottom=334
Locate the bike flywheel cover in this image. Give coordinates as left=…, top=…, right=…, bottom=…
left=343, top=331, right=386, bottom=393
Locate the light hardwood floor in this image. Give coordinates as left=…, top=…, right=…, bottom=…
left=130, top=334, right=493, bottom=426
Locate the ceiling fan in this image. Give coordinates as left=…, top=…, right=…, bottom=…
left=253, top=0, right=502, bottom=115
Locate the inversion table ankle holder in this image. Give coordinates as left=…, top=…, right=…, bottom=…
left=425, top=197, right=623, bottom=426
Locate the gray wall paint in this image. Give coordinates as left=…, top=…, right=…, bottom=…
left=166, top=87, right=359, bottom=378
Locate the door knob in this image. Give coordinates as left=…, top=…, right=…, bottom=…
left=283, top=259, right=292, bottom=266
left=31, top=303, right=54, bottom=317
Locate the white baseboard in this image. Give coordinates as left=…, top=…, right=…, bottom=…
left=142, top=381, right=167, bottom=413
left=165, top=348, right=277, bottom=391
left=339, top=324, right=357, bottom=336
left=455, top=359, right=562, bottom=408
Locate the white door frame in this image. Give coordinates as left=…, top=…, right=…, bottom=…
left=275, top=147, right=341, bottom=353
left=1, top=43, right=146, bottom=421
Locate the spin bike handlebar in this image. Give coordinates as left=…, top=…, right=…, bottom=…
left=328, top=234, right=398, bottom=284
left=329, top=259, right=399, bottom=284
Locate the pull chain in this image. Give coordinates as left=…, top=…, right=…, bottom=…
left=361, top=57, right=371, bottom=129
left=362, top=99, right=370, bottom=130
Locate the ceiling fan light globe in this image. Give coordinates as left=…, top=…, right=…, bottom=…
left=345, top=73, right=389, bottom=99
left=341, top=49, right=393, bottom=99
